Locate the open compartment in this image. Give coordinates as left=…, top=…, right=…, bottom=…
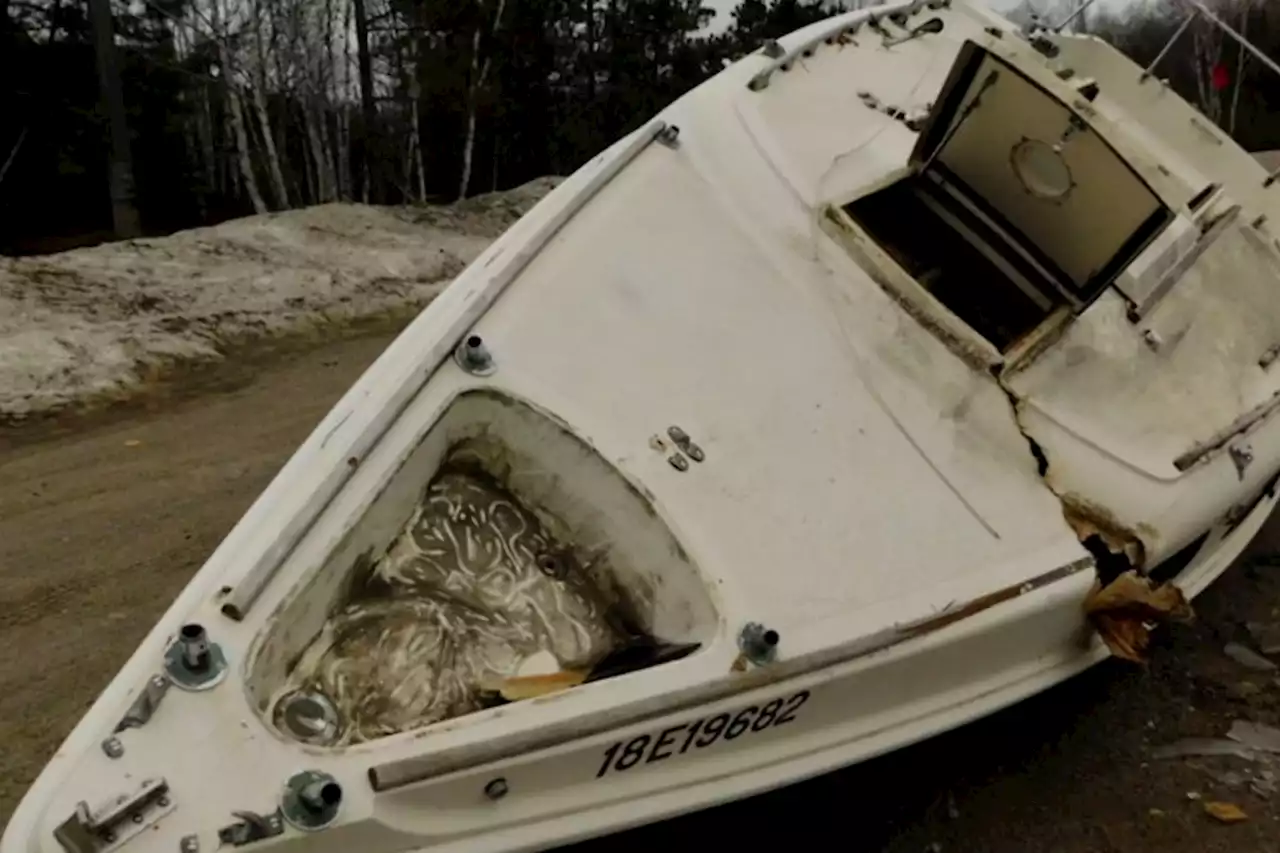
left=246, top=389, right=719, bottom=747
left=839, top=39, right=1173, bottom=353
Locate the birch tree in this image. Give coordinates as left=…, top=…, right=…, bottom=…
left=459, top=0, right=508, bottom=200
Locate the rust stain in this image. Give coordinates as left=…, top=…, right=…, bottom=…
left=999, top=307, right=1073, bottom=379
left=1057, top=493, right=1149, bottom=569
left=901, top=556, right=1095, bottom=638
left=878, top=278, right=996, bottom=374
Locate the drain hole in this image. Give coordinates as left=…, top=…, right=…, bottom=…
left=537, top=553, right=570, bottom=579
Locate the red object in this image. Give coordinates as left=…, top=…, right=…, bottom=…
left=1212, top=62, right=1231, bottom=91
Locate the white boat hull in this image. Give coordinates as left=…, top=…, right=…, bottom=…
left=9, top=1, right=1280, bottom=851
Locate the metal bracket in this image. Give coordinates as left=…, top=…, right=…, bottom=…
left=54, top=778, right=174, bottom=853
left=882, top=16, right=943, bottom=48
left=1230, top=443, right=1255, bottom=481
left=115, top=674, right=170, bottom=732
left=104, top=674, right=170, bottom=756
left=217, top=810, right=286, bottom=847
left=667, top=425, right=705, bottom=463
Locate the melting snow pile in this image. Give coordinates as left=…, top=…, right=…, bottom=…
left=0, top=177, right=562, bottom=420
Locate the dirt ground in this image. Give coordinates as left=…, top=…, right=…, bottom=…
left=5, top=329, right=1280, bottom=852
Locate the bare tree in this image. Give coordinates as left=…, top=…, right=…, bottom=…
left=1189, top=0, right=1227, bottom=125
left=352, top=0, right=377, bottom=201
left=251, top=0, right=290, bottom=206
left=211, top=0, right=267, bottom=213
left=458, top=0, right=509, bottom=200
left=87, top=0, right=142, bottom=236
left=1226, top=0, right=1253, bottom=136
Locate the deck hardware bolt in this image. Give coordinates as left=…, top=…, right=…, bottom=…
left=157, top=796, right=170, bottom=808
left=281, top=770, right=343, bottom=831
left=739, top=622, right=780, bottom=665
left=164, top=623, right=228, bottom=691
left=1230, top=443, right=1254, bottom=481
left=132, top=813, right=144, bottom=824
left=1142, top=329, right=1163, bottom=351
left=761, top=39, right=784, bottom=58
left=180, top=834, right=199, bottom=853
left=179, top=623, right=210, bottom=671
left=668, top=453, right=690, bottom=472
left=300, top=781, right=341, bottom=812
left=667, top=426, right=705, bottom=463
left=657, top=125, right=681, bottom=148
left=454, top=334, right=496, bottom=376
left=484, top=777, right=510, bottom=801
left=667, top=425, right=705, bottom=462
left=102, top=736, right=124, bottom=759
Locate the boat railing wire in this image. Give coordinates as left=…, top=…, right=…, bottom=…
left=1052, top=0, right=1280, bottom=188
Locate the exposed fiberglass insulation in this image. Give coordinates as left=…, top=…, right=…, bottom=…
left=274, top=440, right=630, bottom=745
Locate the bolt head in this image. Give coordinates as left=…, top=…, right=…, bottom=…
left=484, top=777, right=510, bottom=800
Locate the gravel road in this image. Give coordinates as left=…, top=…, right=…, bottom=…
left=4, top=329, right=1280, bottom=852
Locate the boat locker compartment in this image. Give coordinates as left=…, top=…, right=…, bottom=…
left=247, top=389, right=719, bottom=747
left=841, top=38, right=1173, bottom=352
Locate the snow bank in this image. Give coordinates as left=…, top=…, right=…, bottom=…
left=0, top=177, right=561, bottom=420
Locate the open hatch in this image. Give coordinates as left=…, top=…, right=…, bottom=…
left=841, top=40, right=1173, bottom=352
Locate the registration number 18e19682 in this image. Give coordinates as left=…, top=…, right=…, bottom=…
left=594, top=690, right=810, bottom=778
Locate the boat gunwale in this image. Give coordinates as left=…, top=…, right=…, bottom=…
left=367, top=555, right=1095, bottom=791
left=218, top=117, right=676, bottom=624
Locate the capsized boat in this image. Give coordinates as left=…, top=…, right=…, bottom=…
left=10, top=0, right=1280, bottom=850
